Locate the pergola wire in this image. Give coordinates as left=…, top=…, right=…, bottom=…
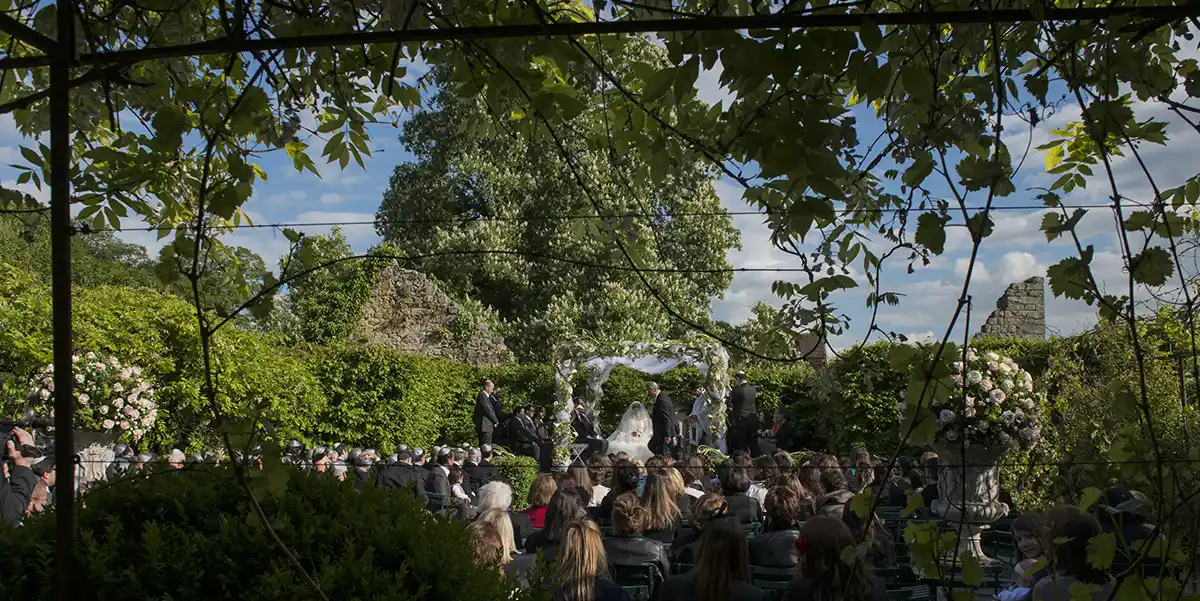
left=6, top=2, right=1199, bottom=600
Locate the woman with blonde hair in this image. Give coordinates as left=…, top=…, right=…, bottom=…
left=553, top=519, right=628, bottom=601
left=466, top=521, right=506, bottom=573
left=642, top=470, right=683, bottom=543
left=522, top=473, right=558, bottom=529
left=478, top=508, right=518, bottom=561
left=604, top=492, right=671, bottom=584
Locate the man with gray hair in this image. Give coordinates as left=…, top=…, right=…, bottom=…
left=463, top=446, right=490, bottom=493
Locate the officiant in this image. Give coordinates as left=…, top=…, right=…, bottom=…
left=571, top=400, right=608, bottom=460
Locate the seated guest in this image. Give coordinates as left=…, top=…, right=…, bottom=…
left=719, top=466, right=762, bottom=524
left=770, top=473, right=815, bottom=520
left=815, top=469, right=853, bottom=518
left=588, top=457, right=613, bottom=507
left=464, top=446, right=493, bottom=493
left=672, top=493, right=728, bottom=564
left=467, top=520, right=508, bottom=574
left=885, top=457, right=918, bottom=507
left=478, top=508, right=518, bottom=562
left=477, top=481, right=535, bottom=548
left=1033, top=514, right=1115, bottom=601
left=665, top=468, right=694, bottom=520
left=553, top=519, right=629, bottom=601
left=783, top=516, right=888, bottom=601
left=568, top=462, right=594, bottom=503
left=750, top=487, right=805, bottom=568
left=522, top=474, right=558, bottom=529
left=841, top=500, right=892, bottom=567
left=658, top=517, right=768, bottom=601
left=748, top=456, right=777, bottom=505
left=641, top=471, right=682, bottom=543
left=679, top=455, right=710, bottom=496
left=604, top=492, right=671, bottom=584
left=374, top=450, right=427, bottom=502
left=593, top=459, right=639, bottom=520
left=797, top=459, right=825, bottom=504
left=525, top=487, right=588, bottom=562
left=847, top=447, right=875, bottom=493
left=449, top=466, right=472, bottom=503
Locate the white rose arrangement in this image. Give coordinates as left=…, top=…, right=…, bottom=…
left=935, top=349, right=1041, bottom=449
left=27, top=352, right=159, bottom=441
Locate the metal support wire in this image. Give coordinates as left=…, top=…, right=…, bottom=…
left=49, top=1, right=75, bottom=600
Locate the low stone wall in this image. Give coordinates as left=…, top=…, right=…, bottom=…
left=976, top=276, right=1045, bottom=340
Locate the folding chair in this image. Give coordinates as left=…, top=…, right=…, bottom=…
left=612, top=564, right=659, bottom=601
left=751, top=564, right=795, bottom=597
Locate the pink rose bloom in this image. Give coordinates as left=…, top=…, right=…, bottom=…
left=120, top=420, right=132, bottom=430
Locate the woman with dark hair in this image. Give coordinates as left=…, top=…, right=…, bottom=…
left=522, top=473, right=558, bottom=529
left=748, top=455, right=778, bottom=505
left=770, top=472, right=815, bottom=518
left=604, top=492, right=671, bottom=585
left=525, top=487, right=588, bottom=562
left=1033, top=514, right=1115, bottom=601
left=553, top=519, right=630, bottom=601
left=815, top=469, right=853, bottom=518
left=568, top=461, right=594, bottom=501
left=718, top=466, right=762, bottom=523
left=750, top=486, right=805, bottom=567
left=847, top=447, right=874, bottom=493
left=658, top=517, right=769, bottom=601
left=772, top=451, right=793, bottom=471
left=783, top=516, right=888, bottom=601
left=680, top=455, right=710, bottom=496
left=840, top=501, right=893, bottom=567
left=797, top=459, right=824, bottom=502
left=594, top=459, right=640, bottom=519
left=885, top=457, right=918, bottom=506
left=642, top=470, right=682, bottom=543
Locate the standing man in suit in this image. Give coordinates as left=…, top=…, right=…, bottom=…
left=729, top=371, right=760, bottom=455
left=474, top=379, right=499, bottom=446
left=647, top=382, right=676, bottom=456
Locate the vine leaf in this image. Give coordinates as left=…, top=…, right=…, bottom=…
left=1078, top=487, right=1102, bottom=512
left=1086, top=532, right=1117, bottom=571
left=1129, top=248, right=1172, bottom=287
left=915, top=212, right=948, bottom=255
left=961, top=551, right=983, bottom=587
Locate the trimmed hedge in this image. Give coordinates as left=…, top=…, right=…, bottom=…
left=491, top=454, right=541, bottom=509
left=0, top=466, right=509, bottom=601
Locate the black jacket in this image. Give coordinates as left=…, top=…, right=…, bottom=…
left=552, top=578, right=630, bottom=601
left=374, top=464, right=427, bottom=501
left=0, top=464, right=36, bottom=527
left=750, top=526, right=802, bottom=567
left=508, top=510, right=536, bottom=548
left=785, top=575, right=890, bottom=601
left=726, top=492, right=763, bottom=523
left=510, top=415, right=539, bottom=445
left=474, top=390, right=499, bottom=433
left=603, top=534, right=671, bottom=583
left=730, top=382, right=757, bottom=422
left=464, top=461, right=492, bottom=493
left=644, top=516, right=680, bottom=544
left=523, top=530, right=563, bottom=563
left=573, top=409, right=601, bottom=439
left=425, top=466, right=452, bottom=499
left=651, top=392, right=676, bottom=443
left=658, top=570, right=769, bottom=601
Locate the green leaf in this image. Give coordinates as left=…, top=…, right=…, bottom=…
left=643, top=67, right=676, bottom=103
left=961, top=551, right=984, bottom=587
left=557, top=94, right=587, bottom=121
left=1078, top=487, right=1103, bottom=512
left=849, top=487, right=873, bottom=518
left=1044, top=144, right=1066, bottom=171
left=903, top=152, right=934, bottom=187
left=860, top=20, right=882, bottom=52
left=902, top=490, right=925, bottom=517
left=19, top=146, right=40, bottom=166
left=152, top=105, right=187, bottom=151
left=1086, top=532, right=1117, bottom=570
left=915, top=211, right=948, bottom=255
left=1129, top=248, right=1172, bottom=287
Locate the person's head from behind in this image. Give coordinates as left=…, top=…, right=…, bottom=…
left=693, top=517, right=751, bottom=601
left=467, top=448, right=482, bottom=465
left=466, top=520, right=506, bottom=571
left=920, top=451, right=939, bottom=480
left=681, top=454, right=708, bottom=485
left=556, top=520, right=609, bottom=601
left=690, top=493, right=729, bottom=531
left=545, top=487, right=588, bottom=543
left=588, top=455, right=612, bottom=486
left=734, top=371, right=747, bottom=385
left=665, top=467, right=686, bottom=497
left=801, top=516, right=877, bottom=600
left=730, top=451, right=752, bottom=468
left=567, top=461, right=592, bottom=492
left=612, top=491, right=651, bottom=537
left=478, top=481, right=513, bottom=512
left=840, top=498, right=880, bottom=541
left=1012, top=513, right=1047, bottom=560
left=820, top=468, right=846, bottom=494
left=1051, top=514, right=1109, bottom=585
left=719, top=465, right=752, bottom=495
left=642, top=470, right=681, bottom=531
left=612, top=459, right=640, bottom=493
left=773, top=451, right=792, bottom=470
left=479, top=507, right=517, bottom=559
left=528, top=473, right=558, bottom=509
left=27, top=480, right=49, bottom=515
left=798, top=462, right=824, bottom=498
left=765, top=486, right=804, bottom=530
left=771, top=472, right=807, bottom=501
left=753, top=455, right=777, bottom=482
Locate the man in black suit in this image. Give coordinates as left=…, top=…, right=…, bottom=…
left=374, top=450, right=427, bottom=503
left=474, top=379, right=499, bottom=446
left=647, top=382, right=676, bottom=456
left=425, top=448, right=453, bottom=510
left=463, top=446, right=493, bottom=493
left=510, top=405, right=541, bottom=464
left=572, top=400, right=608, bottom=460
left=729, top=371, right=760, bottom=456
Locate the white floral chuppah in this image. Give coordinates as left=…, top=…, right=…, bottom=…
left=550, top=338, right=730, bottom=467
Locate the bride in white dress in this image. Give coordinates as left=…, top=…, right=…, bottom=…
left=607, top=401, right=654, bottom=463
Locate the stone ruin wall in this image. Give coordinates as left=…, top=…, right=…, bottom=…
left=975, top=276, right=1045, bottom=340
left=354, top=266, right=511, bottom=366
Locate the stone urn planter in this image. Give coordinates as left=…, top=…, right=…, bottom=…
left=932, top=443, right=1010, bottom=565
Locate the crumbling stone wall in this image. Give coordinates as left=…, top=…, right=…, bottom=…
left=976, top=276, right=1045, bottom=340
left=355, top=267, right=511, bottom=365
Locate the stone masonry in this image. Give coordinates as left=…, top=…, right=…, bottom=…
left=975, top=276, right=1045, bottom=340
left=354, top=266, right=511, bottom=366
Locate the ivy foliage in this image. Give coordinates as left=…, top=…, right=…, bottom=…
left=0, top=466, right=509, bottom=601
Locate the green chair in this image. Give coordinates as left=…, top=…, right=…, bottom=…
left=673, top=562, right=694, bottom=575
left=751, top=565, right=795, bottom=594
left=743, top=521, right=763, bottom=539
left=612, top=564, right=658, bottom=601
left=425, top=492, right=446, bottom=512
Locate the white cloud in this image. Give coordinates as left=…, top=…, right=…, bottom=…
left=709, top=178, right=794, bottom=323
left=696, top=60, right=736, bottom=108
left=996, top=251, right=1045, bottom=282
left=954, top=257, right=991, bottom=282
left=320, top=193, right=345, bottom=206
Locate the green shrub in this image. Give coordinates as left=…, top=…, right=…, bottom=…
left=0, top=467, right=510, bottom=601
left=491, top=454, right=540, bottom=509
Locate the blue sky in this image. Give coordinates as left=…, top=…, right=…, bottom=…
left=1, top=45, right=1196, bottom=350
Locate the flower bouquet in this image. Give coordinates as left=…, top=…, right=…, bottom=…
left=27, top=352, right=159, bottom=442
left=901, top=349, right=1041, bottom=449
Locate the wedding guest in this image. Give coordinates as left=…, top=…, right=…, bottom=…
left=672, top=493, right=727, bottom=564
left=467, top=520, right=508, bottom=573
left=815, top=469, right=853, bottom=518
left=718, top=466, right=762, bottom=524
left=750, top=487, right=806, bottom=568
left=658, top=517, right=768, bottom=601
left=783, top=516, right=888, bottom=601
left=553, top=519, right=629, bottom=601
left=477, top=481, right=535, bottom=549
left=641, top=470, right=682, bottom=543
left=594, top=459, right=639, bottom=520
left=1033, top=515, right=1115, bottom=601
left=523, top=474, right=558, bottom=529
left=840, top=501, right=892, bottom=567
left=604, top=492, right=670, bottom=584
left=526, top=487, right=588, bottom=562
left=588, top=457, right=613, bottom=507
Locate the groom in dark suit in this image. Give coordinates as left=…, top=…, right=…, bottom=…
left=646, top=382, right=676, bottom=457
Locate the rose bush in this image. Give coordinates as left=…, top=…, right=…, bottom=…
left=27, top=352, right=158, bottom=441
left=919, top=349, right=1041, bottom=449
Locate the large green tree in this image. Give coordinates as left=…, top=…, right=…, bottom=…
left=378, top=63, right=740, bottom=360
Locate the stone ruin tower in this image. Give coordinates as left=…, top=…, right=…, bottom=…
left=975, top=276, right=1045, bottom=340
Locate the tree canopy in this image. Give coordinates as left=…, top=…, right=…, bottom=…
left=379, top=60, right=740, bottom=360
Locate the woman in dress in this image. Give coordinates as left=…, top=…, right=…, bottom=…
left=607, top=402, right=654, bottom=463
